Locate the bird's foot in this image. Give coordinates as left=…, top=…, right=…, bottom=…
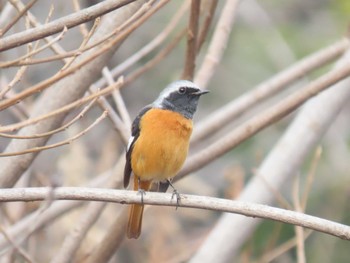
left=167, top=179, right=181, bottom=209
left=137, top=189, right=146, bottom=204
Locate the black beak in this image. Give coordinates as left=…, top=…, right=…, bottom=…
left=193, top=89, right=209, bottom=96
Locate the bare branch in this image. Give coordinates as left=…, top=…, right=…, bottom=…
left=0, top=187, right=349, bottom=240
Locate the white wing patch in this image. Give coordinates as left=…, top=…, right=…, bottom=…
left=127, top=136, right=135, bottom=151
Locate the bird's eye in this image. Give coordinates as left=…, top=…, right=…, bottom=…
left=178, top=87, right=186, bottom=94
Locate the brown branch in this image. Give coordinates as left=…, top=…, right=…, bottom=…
left=182, top=0, right=201, bottom=80
left=0, top=0, right=137, bottom=52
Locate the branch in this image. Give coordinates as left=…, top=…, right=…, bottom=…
left=0, top=187, right=348, bottom=241
left=0, top=0, right=136, bottom=52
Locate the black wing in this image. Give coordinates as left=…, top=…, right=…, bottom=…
left=123, top=105, right=152, bottom=188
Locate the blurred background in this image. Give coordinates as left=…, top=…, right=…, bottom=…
left=0, top=0, right=350, bottom=262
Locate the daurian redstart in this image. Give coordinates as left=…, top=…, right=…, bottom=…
left=124, top=80, right=208, bottom=239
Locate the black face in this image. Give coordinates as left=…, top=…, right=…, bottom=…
left=161, top=86, right=208, bottom=119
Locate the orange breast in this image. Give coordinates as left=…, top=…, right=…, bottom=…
left=131, top=108, right=193, bottom=181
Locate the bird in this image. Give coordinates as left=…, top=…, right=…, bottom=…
left=123, top=80, right=209, bottom=239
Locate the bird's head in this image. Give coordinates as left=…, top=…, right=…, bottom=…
left=153, top=80, right=209, bottom=119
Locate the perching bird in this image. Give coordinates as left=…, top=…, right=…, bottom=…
left=123, top=80, right=208, bottom=239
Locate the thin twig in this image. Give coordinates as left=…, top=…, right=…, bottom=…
left=0, top=187, right=349, bottom=240
left=89, top=86, right=130, bottom=144
left=257, top=230, right=313, bottom=263
left=293, top=175, right=306, bottom=263
left=0, top=98, right=97, bottom=139
left=60, top=18, right=101, bottom=71
left=301, top=146, right=322, bottom=210
left=0, top=0, right=38, bottom=37
left=102, top=67, right=131, bottom=128
left=0, top=225, right=37, bottom=263
left=72, top=0, right=89, bottom=37
left=0, top=111, right=107, bottom=157
left=0, top=27, right=68, bottom=68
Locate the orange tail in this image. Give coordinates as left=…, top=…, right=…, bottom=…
left=126, top=179, right=152, bottom=239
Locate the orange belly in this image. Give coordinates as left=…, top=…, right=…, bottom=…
left=131, top=108, right=193, bottom=181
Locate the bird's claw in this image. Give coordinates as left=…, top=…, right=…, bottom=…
left=137, top=189, right=146, bottom=204
left=171, top=189, right=181, bottom=210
